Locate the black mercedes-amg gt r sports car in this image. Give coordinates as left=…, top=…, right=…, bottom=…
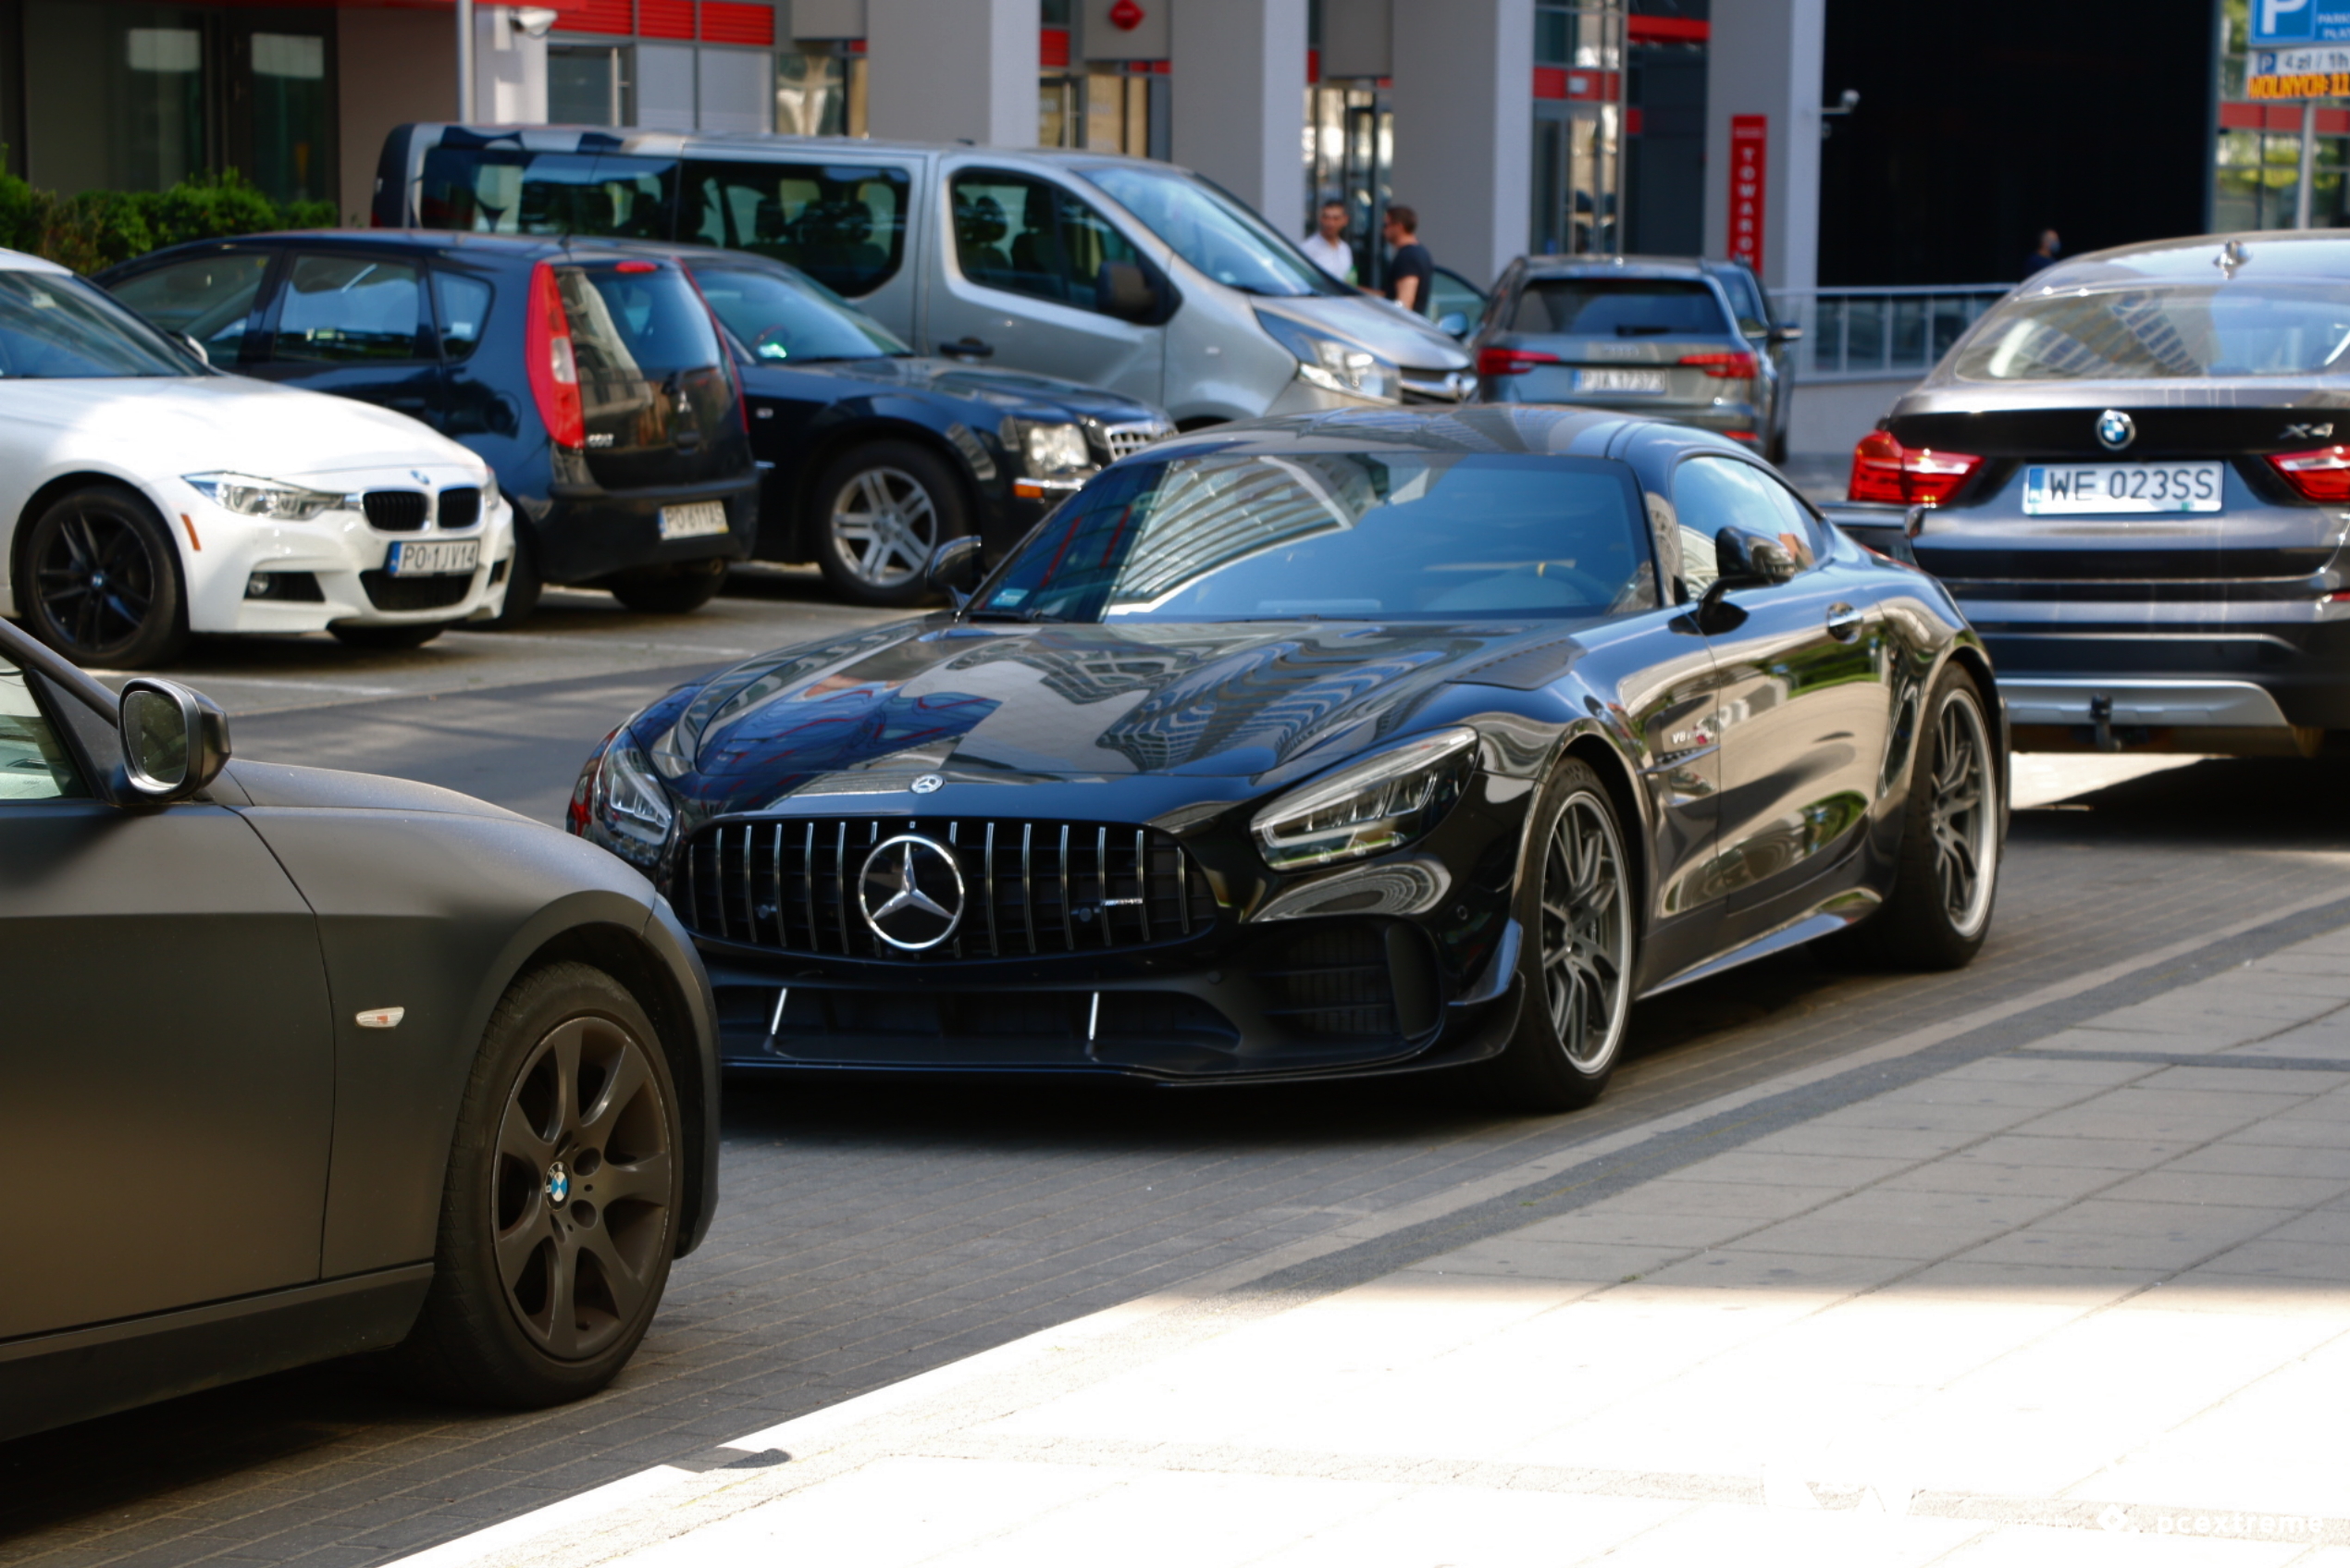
left=571, top=407, right=2005, bottom=1110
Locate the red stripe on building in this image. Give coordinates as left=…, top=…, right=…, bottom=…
left=2219, top=100, right=2350, bottom=133
left=1627, top=16, right=1709, bottom=43
left=637, top=0, right=694, bottom=39
left=1041, top=26, right=1071, bottom=68
left=1533, top=66, right=1566, bottom=99
left=550, top=0, right=633, bottom=32
left=699, top=0, right=773, bottom=44
left=1307, top=48, right=1320, bottom=83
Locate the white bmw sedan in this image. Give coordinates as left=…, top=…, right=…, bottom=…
left=0, top=248, right=513, bottom=667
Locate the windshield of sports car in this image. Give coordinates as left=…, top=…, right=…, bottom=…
left=973, top=451, right=1654, bottom=623
left=0, top=271, right=195, bottom=377
left=1079, top=164, right=1345, bottom=299
left=1953, top=284, right=2350, bottom=379
left=689, top=263, right=909, bottom=363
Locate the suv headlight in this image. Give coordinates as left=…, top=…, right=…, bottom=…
left=1016, top=419, right=1093, bottom=475
left=569, top=725, right=675, bottom=870
left=184, top=472, right=347, bottom=522
left=1251, top=727, right=1478, bottom=870
left=1254, top=311, right=1399, bottom=401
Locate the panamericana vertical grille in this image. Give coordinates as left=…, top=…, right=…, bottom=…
left=676, top=817, right=1216, bottom=959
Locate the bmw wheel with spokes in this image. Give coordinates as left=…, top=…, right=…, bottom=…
left=23, top=484, right=188, bottom=668
left=812, top=440, right=972, bottom=608
left=394, top=963, right=683, bottom=1406
left=1838, top=664, right=2003, bottom=970
left=1482, top=758, right=1639, bottom=1112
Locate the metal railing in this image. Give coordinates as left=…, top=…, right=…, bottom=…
left=1769, top=284, right=2014, bottom=382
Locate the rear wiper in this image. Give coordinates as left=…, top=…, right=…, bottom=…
left=965, top=606, right=1068, bottom=623
left=1614, top=325, right=1671, bottom=337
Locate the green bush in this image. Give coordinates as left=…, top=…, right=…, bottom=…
left=0, top=167, right=336, bottom=275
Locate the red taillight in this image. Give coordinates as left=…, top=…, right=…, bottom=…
left=1478, top=346, right=1563, bottom=377
left=2267, top=445, right=2350, bottom=504
left=1849, top=428, right=1984, bottom=507
left=1678, top=351, right=1758, bottom=378
left=526, top=261, right=586, bottom=450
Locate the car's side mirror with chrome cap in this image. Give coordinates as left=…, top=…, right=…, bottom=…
left=926, top=535, right=987, bottom=607
left=1696, top=525, right=1800, bottom=633
left=118, top=678, right=229, bottom=803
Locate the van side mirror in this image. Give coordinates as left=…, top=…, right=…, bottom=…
left=926, top=535, right=986, bottom=606
left=1435, top=311, right=1470, bottom=340
left=1098, top=261, right=1158, bottom=323
left=118, top=678, right=229, bottom=803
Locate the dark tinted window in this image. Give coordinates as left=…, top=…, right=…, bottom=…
left=689, top=264, right=907, bottom=363
left=1513, top=278, right=1730, bottom=337
left=418, top=146, right=676, bottom=239
left=434, top=272, right=493, bottom=358
left=951, top=170, right=1145, bottom=313
left=561, top=265, right=724, bottom=378
left=976, top=452, right=1654, bottom=623
left=109, top=251, right=270, bottom=362
left=1714, top=266, right=1769, bottom=330
left=1953, top=285, right=2350, bottom=379
left=273, top=253, right=426, bottom=363
left=684, top=159, right=911, bottom=297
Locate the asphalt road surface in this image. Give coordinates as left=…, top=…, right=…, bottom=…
left=6, top=574, right=2348, bottom=1568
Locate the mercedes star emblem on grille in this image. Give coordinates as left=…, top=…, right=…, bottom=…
left=857, top=833, right=966, bottom=950
left=910, top=773, right=944, bottom=794
left=2095, top=409, right=2136, bottom=451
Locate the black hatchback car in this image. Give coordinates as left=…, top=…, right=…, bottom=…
left=1842, top=231, right=2350, bottom=759
left=99, top=233, right=761, bottom=623
left=600, top=241, right=1173, bottom=608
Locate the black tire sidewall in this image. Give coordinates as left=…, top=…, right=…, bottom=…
left=329, top=622, right=451, bottom=649
left=607, top=558, right=729, bottom=614
left=398, top=962, right=683, bottom=1407
left=23, top=485, right=189, bottom=668
left=811, top=440, right=971, bottom=608
left=481, top=532, right=543, bottom=629
left=1850, top=663, right=2000, bottom=970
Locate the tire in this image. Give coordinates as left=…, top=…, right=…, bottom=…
left=1838, top=665, right=2001, bottom=970
left=607, top=557, right=729, bottom=614
left=392, top=962, right=683, bottom=1408
left=330, top=621, right=451, bottom=650
left=479, top=535, right=543, bottom=630
left=1476, top=759, right=1639, bottom=1113
left=20, top=484, right=189, bottom=669
left=811, top=440, right=971, bottom=608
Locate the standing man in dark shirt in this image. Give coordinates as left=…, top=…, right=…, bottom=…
left=1383, top=205, right=1434, bottom=315
left=2022, top=228, right=2061, bottom=278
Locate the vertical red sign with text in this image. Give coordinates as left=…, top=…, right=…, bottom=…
left=1728, top=114, right=1767, bottom=276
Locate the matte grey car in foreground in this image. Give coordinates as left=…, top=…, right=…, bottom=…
left=1472, top=256, right=1797, bottom=461
left=570, top=407, right=2003, bottom=1112
left=0, top=614, right=718, bottom=1441
left=1842, top=230, right=2350, bottom=758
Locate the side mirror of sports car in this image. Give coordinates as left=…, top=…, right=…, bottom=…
left=118, top=678, right=230, bottom=804
left=1698, top=525, right=1801, bottom=632
left=926, top=535, right=986, bottom=607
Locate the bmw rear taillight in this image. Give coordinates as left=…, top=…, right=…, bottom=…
left=1679, top=351, right=1758, bottom=378
left=1849, top=428, right=1983, bottom=507
left=1478, top=346, right=1563, bottom=377
left=526, top=261, right=586, bottom=450
left=2266, top=445, right=2350, bottom=503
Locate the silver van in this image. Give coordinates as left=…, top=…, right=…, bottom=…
left=373, top=126, right=1476, bottom=425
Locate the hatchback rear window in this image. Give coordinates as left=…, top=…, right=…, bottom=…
left=560, top=266, right=724, bottom=377
left=1513, top=279, right=1729, bottom=337
left=1952, top=285, right=2350, bottom=379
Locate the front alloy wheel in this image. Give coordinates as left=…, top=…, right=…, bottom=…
left=812, top=440, right=972, bottom=608
left=25, top=485, right=188, bottom=668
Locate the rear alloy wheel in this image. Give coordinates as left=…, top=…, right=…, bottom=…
left=330, top=622, right=452, bottom=650
left=812, top=441, right=971, bottom=608
left=23, top=484, right=188, bottom=668
left=393, top=963, right=681, bottom=1407
left=1837, top=666, right=2000, bottom=969
left=607, top=557, right=729, bottom=614
left=1478, top=759, right=1637, bottom=1113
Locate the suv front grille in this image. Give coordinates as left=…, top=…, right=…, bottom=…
left=678, top=816, right=1217, bottom=960
left=363, top=490, right=428, bottom=531
left=1099, top=420, right=1171, bottom=463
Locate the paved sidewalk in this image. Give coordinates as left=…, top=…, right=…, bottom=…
left=407, top=920, right=2350, bottom=1568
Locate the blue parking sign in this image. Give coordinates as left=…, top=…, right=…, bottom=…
left=2253, top=0, right=2350, bottom=43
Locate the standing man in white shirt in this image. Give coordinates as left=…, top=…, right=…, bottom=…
left=1301, top=200, right=1356, bottom=285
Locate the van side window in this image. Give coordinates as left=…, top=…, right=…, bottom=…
left=949, top=170, right=1144, bottom=315
left=416, top=148, right=676, bottom=239
left=684, top=161, right=910, bottom=297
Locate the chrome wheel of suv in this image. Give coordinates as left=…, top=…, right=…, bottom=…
left=812, top=441, right=973, bottom=608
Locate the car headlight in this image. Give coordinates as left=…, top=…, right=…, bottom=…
left=1254, top=311, right=1399, bottom=401
left=1251, top=727, right=1478, bottom=870
left=481, top=469, right=500, bottom=510
left=1020, top=420, right=1094, bottom=475
left=184, top=472, right=347, bottom=522
left=571, top=725, right=675, bottom=870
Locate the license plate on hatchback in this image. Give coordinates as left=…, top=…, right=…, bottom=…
left=2022, top=463, right=2224, bottom=514
left=385, top=538, right=480, bottom=577
left=659, top=501, right=730, bottom=540
left=1575, top=367, right=1667, bottom=395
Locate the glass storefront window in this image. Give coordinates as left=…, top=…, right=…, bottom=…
left=550, top=44, right=633, bottom=127
left=777, top=49, right=862, bottom=137
left=247, top=31, right=328, bottom=205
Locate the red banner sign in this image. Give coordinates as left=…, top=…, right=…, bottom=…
left=1728, top=114, right=1767, bottom=277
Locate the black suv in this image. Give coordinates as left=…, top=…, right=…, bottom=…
left=99, top=233, right=761, bottom=622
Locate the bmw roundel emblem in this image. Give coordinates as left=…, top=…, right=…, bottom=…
left=910, top=773, right=944, bottom=795
left=545, top=1161, right=570, bottom=1204
left=858, top=834, right=967, bottom=951
left=2095, top=409, right=2136, bottom=451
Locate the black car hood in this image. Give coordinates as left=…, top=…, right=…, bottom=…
left=637, top=619, right=1585, bottom=821
left=755, top=355, right=1164, bottom=424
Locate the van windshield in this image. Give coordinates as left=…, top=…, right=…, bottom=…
left=1078, top=164, right=1344, bottom=299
